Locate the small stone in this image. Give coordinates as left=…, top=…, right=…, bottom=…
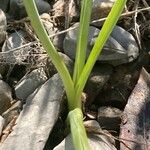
left=111, top=26, right=139, bottom=64
left=0, top=65, right=8, bottom=77
left=0, top=9, right=7, bottom=44
left=59, top=52, right=73, bottom=73
left=98, top=106, right=123, bottom=131
left=0, top=80, right=13, bottom=115
left=2, top=30, right=27, bottom=52
left=0, top=30, right=28, bottom=76
left=8, top=0, right=51, bottom=20
left=85, top=64, right=113, bottom=106
left=0, top=116, right=5, bottom=136
left=84, top=120, right=100, bottom=129
left=15, top=67, right=48, bottom=101
left=91, top=0, right=115, bottom=26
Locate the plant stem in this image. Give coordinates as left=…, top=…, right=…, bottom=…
left=68, top=108, right=89, bottom=150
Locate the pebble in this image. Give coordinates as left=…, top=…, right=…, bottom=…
left=83, top=120, right=100, bottom=129
left=0, top=30, right=27, bottom=76
left=111, top=26, right=139, bottom=64
left=15, top=67, right=48, bottom=101
left=98, top=106, right=123, bottom=131
left=0, top=9, right=7, bottom=44
left=8, top=0, right=51, bottom=20
left=91, top=0, right=115, bottom=26
left=2, top=30, right=27, bottom=52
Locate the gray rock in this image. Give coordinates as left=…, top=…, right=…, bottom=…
left=0, top=80, right=13, bottom=115
left=0, top=0, right=10, bottom=12
left=54, top=133, right=117, bottom=150
left=63, top=24, right=139, bottom=66
left=15, top=67, right=48, bottom=101
left=0, top=9, right=7, bottom=44
left=84, top=120, right=100, bottom=129
left=111, top=26, right=139, bottom=64
left=0, top=73, right=64, bottom=150
left=85, top=64, right=113, bottom=106
left=0, top=30, right=27, bottom=76
left=0, top=116, right=5, bottom=136
left=91, top=0, right=115, bottom=26
left=2, top=30, right=27, bottom=52
left=8, top=0, right=51, bottom=20
left=98, top=106, right=123, bottom=131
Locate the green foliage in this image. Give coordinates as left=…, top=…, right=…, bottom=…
left=73, top=0, right=92, bottom=85
left=23, top=0, right=127, bottom=149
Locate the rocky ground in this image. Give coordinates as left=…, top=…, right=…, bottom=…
left=0, top=0, right=150, bottom=149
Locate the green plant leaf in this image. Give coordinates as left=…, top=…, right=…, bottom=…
left=73, top=0, right=92, bottom=84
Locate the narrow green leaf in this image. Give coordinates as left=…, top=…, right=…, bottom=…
left=73, top=0, right=92, bottom=84
left=23, top=0, right=75, bottom=108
